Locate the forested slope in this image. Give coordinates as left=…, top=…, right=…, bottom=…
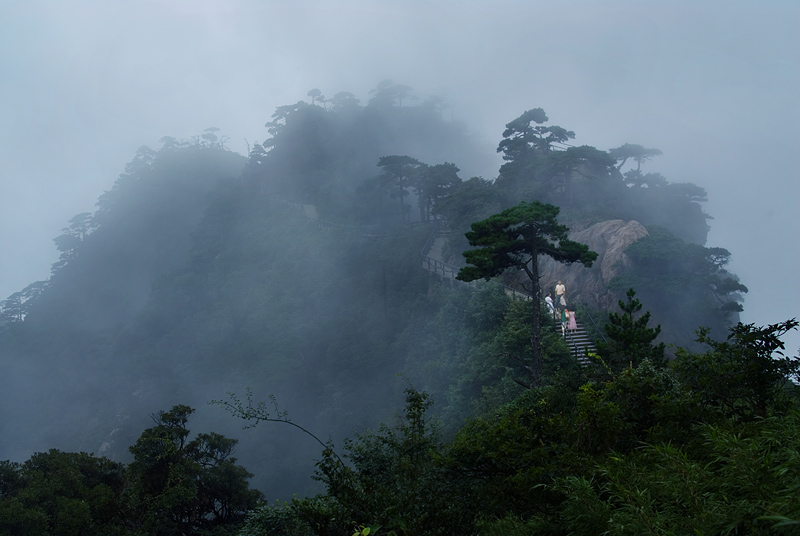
left=0, top=85, right=497, bottom=498
left=0, top=84, right=764, bottom=516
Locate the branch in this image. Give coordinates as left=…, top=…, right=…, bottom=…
left=513, top=377, right=533, bottom=390
left=210, top=388, right=345, bottom=466
left=503, top=352, right=535, bottom=389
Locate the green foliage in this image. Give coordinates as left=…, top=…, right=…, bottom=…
left=0, top=407, right=263, bottom=536
left=298, top=389, right=475, bottom=536
left=595, top=288, right=666, bottom=374
left=442, top=320, right=799, bottom=533
left=4, top=318, right=796, bottom=535
left=672, top=319, right=800, bottom=419
left=237, top=502, right=315, bottom=536
left=0, top=451, right=125, bottom=536
left=552, top=413, right=800, bottom=535
left=125, top=405, right=263, bottom=535
left=396, top=281, right=577, bottom=430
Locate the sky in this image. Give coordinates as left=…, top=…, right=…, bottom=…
left=1, top=0, right=798, bottom=354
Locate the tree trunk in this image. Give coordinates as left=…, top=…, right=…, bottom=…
left=526, top=249, right=543, bottom=388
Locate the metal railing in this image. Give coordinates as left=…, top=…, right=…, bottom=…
left=574, top=300, right=607, bottom=344
left=421, top=256, right=460, bottom=279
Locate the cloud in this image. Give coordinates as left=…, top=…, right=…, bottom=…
left=1, top=0, right=798, bottom=353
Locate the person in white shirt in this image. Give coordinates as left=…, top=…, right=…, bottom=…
left=545, top=293, right=555, bottom=317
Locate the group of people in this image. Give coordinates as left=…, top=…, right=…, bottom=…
left=544, top=280, right=577, bottom=335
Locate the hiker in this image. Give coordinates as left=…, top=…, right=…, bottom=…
left=555, top=280, right=566, bottom=307
left=560, top=308, right=568, bottom=335
left=545, top=293, right=555, bottom=317
left=567, top=309, right=577, bottom=333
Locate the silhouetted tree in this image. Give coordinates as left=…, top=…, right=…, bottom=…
left=51, top=212, right=96, bottom=273
left=434, top=176, right=500, bottom=231
left=413, top=162, right=461, bottom=222
left=368, top=80, right=415, bottom=108
left=377, top=155, right=423, bottom=221
left=328, top=91, right=360, bottom=111
left=495, top=108, right=576, bottom=203
left=0, top=281, right=49, bottom=324
left=534, top=144, right=615, bottom=204
left=609, top=143, right=662, bottom=172
left=307, top=88, right=325, bottom=106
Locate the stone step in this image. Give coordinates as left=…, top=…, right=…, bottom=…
left=553, top=319, right=597, bottom=367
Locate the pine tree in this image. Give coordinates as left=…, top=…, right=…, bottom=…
left=600, top=288, right=666, bottom=372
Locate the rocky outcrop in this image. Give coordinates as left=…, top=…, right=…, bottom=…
left=536, top=220, right=648, bottom=310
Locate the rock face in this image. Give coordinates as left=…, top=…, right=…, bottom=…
left=536, top=220, right=649, bottom=311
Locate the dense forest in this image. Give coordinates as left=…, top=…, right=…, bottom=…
left=1, top=83, right=797, bottom=535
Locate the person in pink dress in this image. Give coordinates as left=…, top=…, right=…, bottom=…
left=567, top=309, right=578, bottom=333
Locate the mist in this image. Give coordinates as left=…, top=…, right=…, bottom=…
left=1, top=0, right=798, bottom=469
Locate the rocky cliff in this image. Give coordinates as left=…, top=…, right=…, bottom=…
left=535, top=219, right=648, bottom=310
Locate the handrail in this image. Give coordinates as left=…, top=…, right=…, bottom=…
left=501, top=284, right=532, bottom=301
left=574, top=300, right=607, bottom=344
left=421, top=256, right=460, bottom=279
left=563, top=328, right=581, bottom=356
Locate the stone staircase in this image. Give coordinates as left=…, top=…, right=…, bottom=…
left=550, top=313, right=596, bottom=366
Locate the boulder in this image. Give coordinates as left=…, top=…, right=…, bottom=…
left=536, top=220, right=648, bottom=311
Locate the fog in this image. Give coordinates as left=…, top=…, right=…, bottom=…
left=2, top=1, right=798, bottom=355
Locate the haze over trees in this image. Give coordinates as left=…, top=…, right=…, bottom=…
left=1, top=83, right=796, bottom=534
